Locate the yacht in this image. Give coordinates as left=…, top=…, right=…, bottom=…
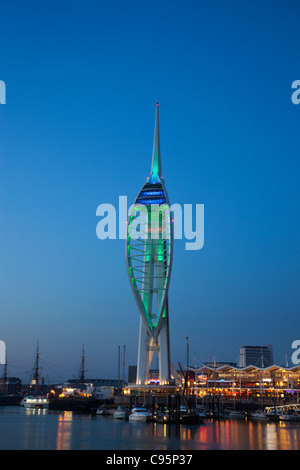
left=129, top=407, right=151, bottom=422
left=21, top=396, right=49, bottom=409
left=113, top=405, right=131, bottom=419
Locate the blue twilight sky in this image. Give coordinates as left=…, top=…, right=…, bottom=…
left=0, top=0, right=299, bottom=383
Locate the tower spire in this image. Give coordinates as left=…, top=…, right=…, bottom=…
left=150, top=100, right=162, bottom=182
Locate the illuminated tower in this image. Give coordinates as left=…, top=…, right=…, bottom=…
left=125, top=102, right=173, bottom=386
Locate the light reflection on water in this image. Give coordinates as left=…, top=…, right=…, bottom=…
left=56, top=411, right=73, bottom=450
left=0, top=407, right=300, bottom=450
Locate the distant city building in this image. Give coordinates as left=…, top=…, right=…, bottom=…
left=239, top=345, right=273, bottom=368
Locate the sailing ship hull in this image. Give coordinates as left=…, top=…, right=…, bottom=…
left=0, top=395, right=22, bottom=406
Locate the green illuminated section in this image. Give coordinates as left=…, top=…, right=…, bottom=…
left=151, top=150, right=159, bottom=175
left=126, top=192, right=172, bottom=336
left=149, top=172, right=161, bottom=184
left=150, top=102, right=162, bottom=179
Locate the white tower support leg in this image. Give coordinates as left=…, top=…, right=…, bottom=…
left=158, top=311, right=170, bottom=385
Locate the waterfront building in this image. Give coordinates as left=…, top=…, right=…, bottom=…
left=125, top=102, right=174, bottom=387
left=124, top=363, right=300, bottom=402
left=61, top=379, right=125, bottom=399
left=0, top=377, right=22, bottom=395
left=187, top=363, right=300, bottom=399
left=239, top=344, right=273, bottom=368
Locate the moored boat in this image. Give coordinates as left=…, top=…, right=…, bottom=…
left=0, top=395, right=22, bottom=406
left=227, top=410, right=244, bottom=418
left=266, top=410, right=280, bottom=420
left=113, top=405, right=130, bottom=419
left=180, top=412, right=203, bottom=424
left=22, top=396, right=49, bottom=409
left=154, top=412, right=169, bottom=423
left=96, top=405, right=111, bottom=415
left=250, top=410, right=266, bottom=419
left=129, top=407, right=151, bottom=422
left=280, top=411, right=300, bottom=421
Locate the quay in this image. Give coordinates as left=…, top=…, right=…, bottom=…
left=47, top=393, right=300, bottom=420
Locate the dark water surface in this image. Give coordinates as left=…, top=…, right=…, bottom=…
left=0, top=406, right=300, bottom=450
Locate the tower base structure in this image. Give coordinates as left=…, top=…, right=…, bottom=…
left=136, top=311, right=171, bottom=386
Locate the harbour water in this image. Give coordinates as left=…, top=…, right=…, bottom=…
left=0, top=406, right=300, bottom=450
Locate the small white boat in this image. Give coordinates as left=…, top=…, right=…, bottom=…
left=129, top=407, right=151, bottom=422
left=250, top=411, right=266, bottom=419
left=228, top=410, right=244, bottom=418
left=96, top=405, right=111, bottom=415
left=113, top=405, right=131, bottom=419
left=22, top=396, right=49, bottom=409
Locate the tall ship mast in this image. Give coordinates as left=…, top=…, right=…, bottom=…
left=30, top=342, right=44, bottom=394
left=79, top=345, right=87, bottom=384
